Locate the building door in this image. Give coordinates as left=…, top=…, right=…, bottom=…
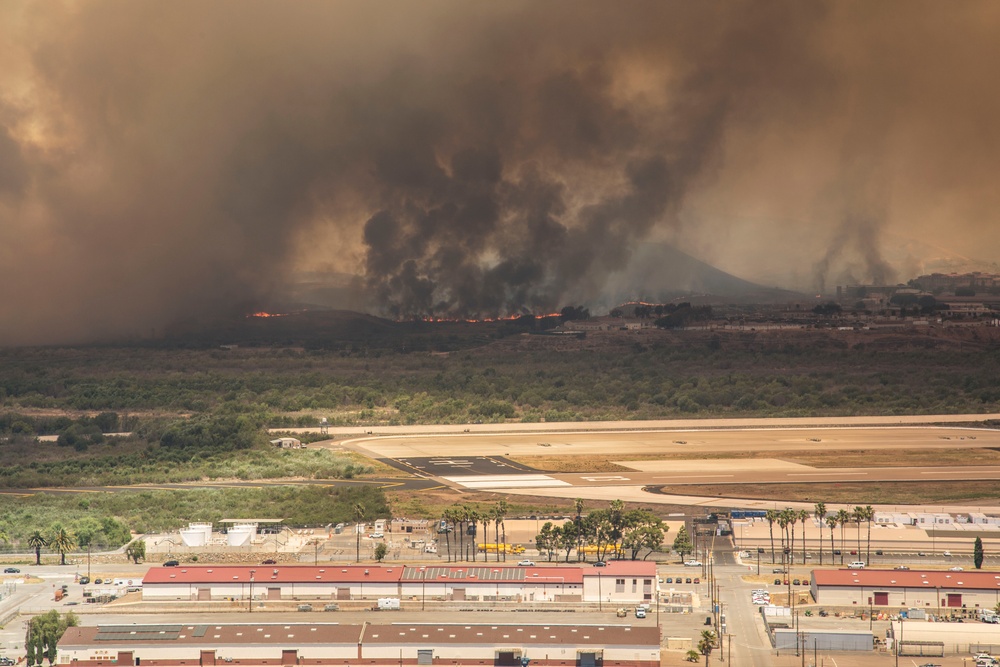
left=200, top=651, right=216, bottom=666
left=578, top=653, right=598, bottom=667
left=281, top=650, right=298, bottom=665
left=453, top=588, right=466, bottom=601
left=874, top=592, right=889, bottom=606
left=268, top=587, right=281, bottom=600
left=495, top=652, right=519, bottom=666
left=117, top=652, right=134, bottom=666
left=337, top=587, right=351, bottom=600
left=417, top=650, right=434, bottom=665
left=947, top=593, right=962, bottom=608
left=197, top=588, right=211, bottom=601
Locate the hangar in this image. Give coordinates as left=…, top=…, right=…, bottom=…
left=141, top=563, right=656, bottom=605
left=811, top=569, right=1000, bottom=611
left=57, top=622, right=660, bottom=667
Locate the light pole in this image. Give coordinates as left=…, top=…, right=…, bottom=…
left=248, top=569, right=255, bottom=613
left=597, top=570, right=602, bottom=611
left=420, top=567, right=426, bottom=611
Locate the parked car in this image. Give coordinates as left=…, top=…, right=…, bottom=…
left=3, top=567, right=19, bottom=574
left=1, top=657, right=16, bottom=665
left=78, top=576, right=90, bottom=585
left=518, top=560, right=535, bottom=567
left=833, top=549, right=842, bottom=555
left=592, top=561, right=607, bottom=567
left=772, top=568, right=784, bottom=574
left=297, top=604, right=313, bottom=612
left=876, top=550, right=884, bottom=555
left=684, top=560, right=702, bottom=567
left=943, top=551, right=952, bottom=557
left=685, top=577, right=692, bottom=584
left=757, top=547, right=765, bottom=553
left=163, top=560, right=179, bottom=567
left=693, top=578, right=700, bottom=584
left=774, top=578, right=782, bottom=585
left=665, top=577, right=673, bottom=583
left=323, top=603, right=340, bottom=612
left=949, top=566, right=964, bottom=571
left=848, top=561, right=866, bottom=569
left=261, top=559, right=277, bottom=565
left=918, top=552, right=926, bottom=556
left=94, top=578, right=103, bottom=584
left=634, top=608, right=646, bottom=619
left=792, top=579, right=801, bottom=585
left=616, top=608, right=628, bottom=617
left=894, top=566, right=910, bottom=570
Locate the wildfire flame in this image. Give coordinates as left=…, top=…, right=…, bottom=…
left=405, top=313, right=562, bottom=324
left=247, top=311, right=289, bottom=318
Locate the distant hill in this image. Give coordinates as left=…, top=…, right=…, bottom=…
left=599, top=242, right=805, bottom=306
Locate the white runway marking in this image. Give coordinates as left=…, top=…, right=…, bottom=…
left=787, top=472, right=868, bottom=476
left=443, top=474, right=571, bottom=489
left=652, top=475, right=734, bottom=479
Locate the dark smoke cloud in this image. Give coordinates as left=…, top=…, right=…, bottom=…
left=2, top=1, right=1000, bottom=343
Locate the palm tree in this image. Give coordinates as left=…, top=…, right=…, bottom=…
left=864, top=505, right=874, bottom=565
left=836, top=509, right=850, bottom=564
left=825, top=515, right=838, bottom=565
left=765, top=510, right=777, bottom=564
left=799, top=509, right=809, bottom=565
left=698, top=630, right=716, bottom=667
left=853, top=506, right=864, bottom=557
left=28, top=531, right=47, bottom=566
left=574, top=498, right=585, bottom=562
left=353, top=503, right=365, bottom=563
left=785, top=509, right=797, bottom=566
left=497, top=499, right=508, bottom=561
left=814, top=503, right=827, bottom=565
left=50, top=527, right=76, bottom=566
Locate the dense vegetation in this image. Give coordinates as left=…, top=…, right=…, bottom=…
left=0, top=486, right=389, bottom=553
left=2, top=328, right=999, bottom=429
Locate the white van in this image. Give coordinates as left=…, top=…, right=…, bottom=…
left=848, top=561, right=865, bottom=569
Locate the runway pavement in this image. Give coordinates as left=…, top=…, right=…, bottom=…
left=329, top=422, right=1000, bottom=511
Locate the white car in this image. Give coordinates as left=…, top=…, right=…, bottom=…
left=949, top=566, right=964, bottom=571
left=684, top=560, right=702, bottom=567
left=517, top=559, right=535, bottom=567
left=848, top=561, right=866, bottom=569
left=634, top=608, right=646, bottom=618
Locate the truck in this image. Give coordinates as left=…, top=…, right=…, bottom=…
left=477, top=543, right=525, bottom=554
left=982, top=610, right=999, bottom=624
left=375, top=597, right=400, bottom=611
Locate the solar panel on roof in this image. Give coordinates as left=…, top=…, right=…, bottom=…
left=192, top=626, right=209, bottom=637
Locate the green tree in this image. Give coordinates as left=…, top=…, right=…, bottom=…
left=25, top=610, right=79, bottom=666
left=354, top=503, right=365, bottom=563
left=765, top=510, right=777, bottom=564
left=814, top=503, right=827, bottom=565
left=825, top=515, right=838, bottom=566
left=50, top=527, right=75, bottom=566
left=125, top=540, right=146, bottom=564
left=374, top=542, right=388, bottom=562
left=574, top=498, right=585, bottom=562
left=28, top=531, right=48, bottom=566
left=836, top=509, right=851, bottom=564
left=698, top=630, right=716, bottom=667
left=975, top=537, right=985, bottom=569
left=672, top=525, right=693, bottom=562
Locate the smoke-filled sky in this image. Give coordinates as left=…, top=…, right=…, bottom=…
left=2, top=1, right=1000, bottom=344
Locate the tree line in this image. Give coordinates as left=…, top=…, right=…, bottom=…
left=533, top=499, right=670, bottom=562
left=763, top=504, right=876, bottom=566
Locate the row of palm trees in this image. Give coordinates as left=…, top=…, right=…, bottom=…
left=439, top=499, right=509, bottom=562
left=763, top=504, right=875, bottom=566
left=0, top=527, right=77, bottom=566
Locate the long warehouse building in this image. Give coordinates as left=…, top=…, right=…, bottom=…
left=141, top=563, right=657, bottom=604
left=57, top=623, right=660, bottom=667
left=811, top=569, right=1000, bottom=611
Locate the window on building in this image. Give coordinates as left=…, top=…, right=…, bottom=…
left=615, top=578, right=625, bottom=593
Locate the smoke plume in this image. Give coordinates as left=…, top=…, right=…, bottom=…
left=2, top=1, right=1000, bottom=343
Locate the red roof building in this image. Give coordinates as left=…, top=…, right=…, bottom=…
left=810, top=569, right=1000, bottom=611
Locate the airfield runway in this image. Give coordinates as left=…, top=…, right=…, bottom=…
left=336, top=421, right=1000, bottom=511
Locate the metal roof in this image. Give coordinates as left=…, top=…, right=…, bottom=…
left=812, top=569, right=1000, bottom=589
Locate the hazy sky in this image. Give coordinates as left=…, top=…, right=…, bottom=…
left=2, top=1, right=1000, bottom=344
